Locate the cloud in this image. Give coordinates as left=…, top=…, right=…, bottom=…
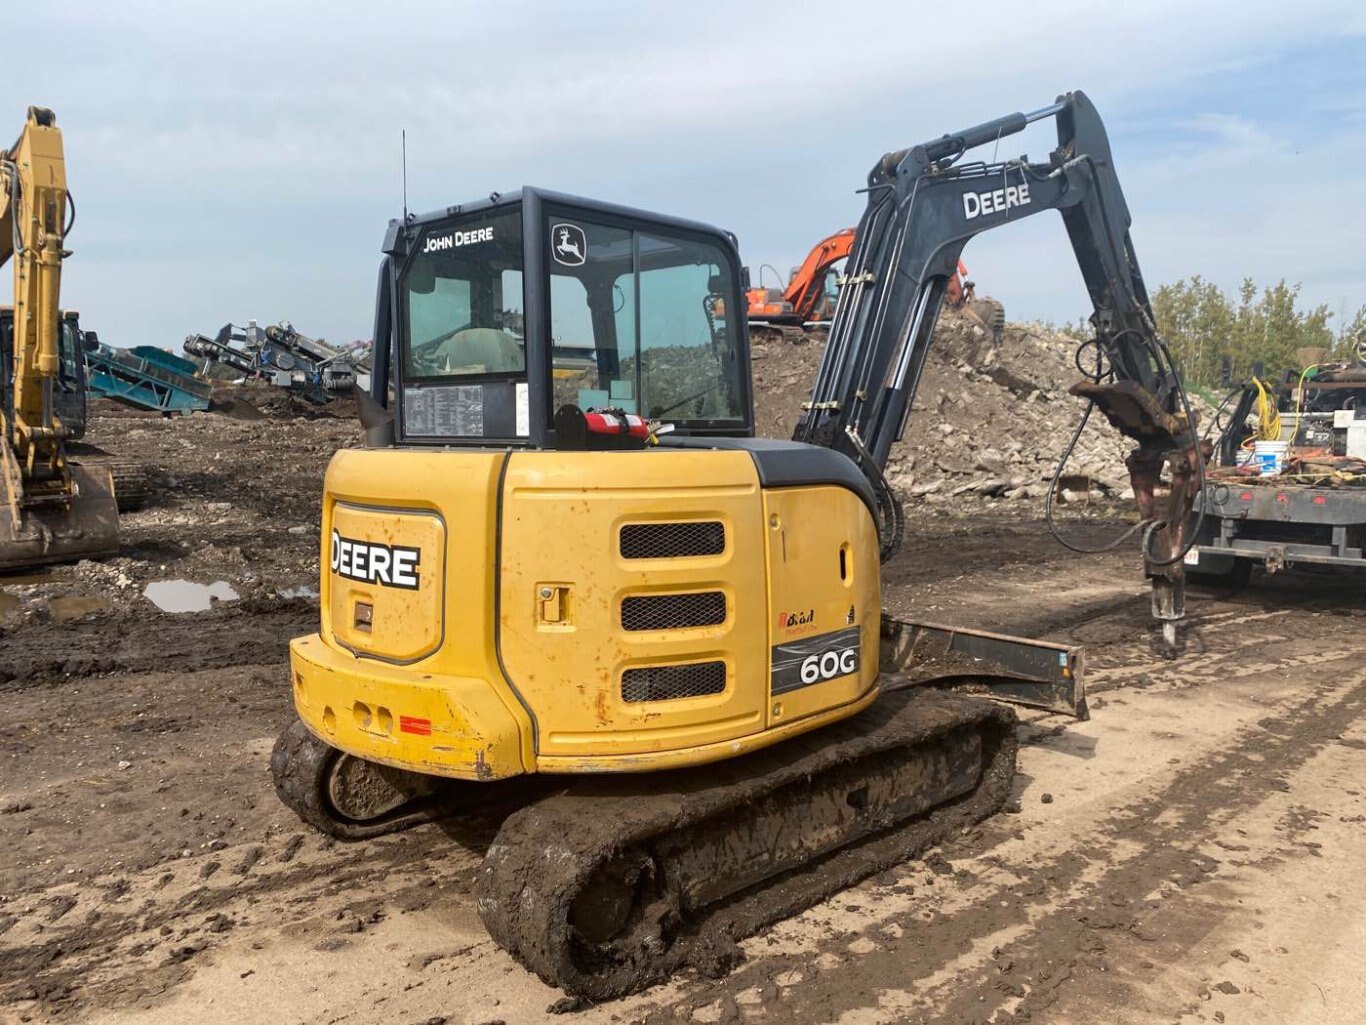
left=1179, top=113, right=1274, bottom=148
left=6, top=0, right=1366, bottom=352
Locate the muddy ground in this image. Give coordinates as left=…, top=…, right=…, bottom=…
left=3, top=396, right=1366, bottom=1025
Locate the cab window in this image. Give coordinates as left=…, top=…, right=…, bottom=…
left=402, top=208, right=524, bottom=379
left=546, top=216, right=743, bottom=425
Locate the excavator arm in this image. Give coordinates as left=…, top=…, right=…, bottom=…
left=2, top=108, right=68, bottom=438
left=780, top=227, right=855, bottom=322
left=795, top=91, right=1203, bottom=648
left=0, top=106, right=118, bottom=569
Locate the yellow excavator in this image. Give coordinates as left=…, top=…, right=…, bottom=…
left=272, top=92, right=1203, bottom=997
left=1, top=107, right=118, bottom=571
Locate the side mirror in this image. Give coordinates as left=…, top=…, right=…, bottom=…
left=83, top=331, right=100, bottom=352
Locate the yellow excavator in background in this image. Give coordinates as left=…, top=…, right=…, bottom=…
left=0, top=107, right=118, bottom=571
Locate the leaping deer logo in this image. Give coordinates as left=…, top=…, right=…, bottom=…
left=552, top=223, right=586, bottom=266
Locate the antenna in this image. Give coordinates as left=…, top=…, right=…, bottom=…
left=401, top=128, right=408, bottom=220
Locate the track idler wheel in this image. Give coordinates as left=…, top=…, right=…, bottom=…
left=567, top=848, right=679, bottom=964
left=269, top=720, right=441, bottom=840
left=108, top=461, right=150, bottom=513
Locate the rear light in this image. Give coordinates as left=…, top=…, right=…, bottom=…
left=1313, top=495, right=1327, bottom=506
left=399, top=715, right=432, bottom=736
left=1240, top=491, right=1252, bottom=502
left=1276, top=494, right=1288, bottom=504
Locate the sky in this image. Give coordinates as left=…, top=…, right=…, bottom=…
left=8, top=1, right=1366, bottom=349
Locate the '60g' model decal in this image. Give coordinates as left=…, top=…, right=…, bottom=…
left=771, top=626, right=861, bottom=695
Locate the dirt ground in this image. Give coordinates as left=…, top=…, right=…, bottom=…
left=3, top=397, right=1366, bottom=1025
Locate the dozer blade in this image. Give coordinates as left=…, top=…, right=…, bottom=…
left=881, top=617, right=1088, bottom=720
left=0, top=463, right=119, bottom=572
left=476, top=688, right=1016, bottom=999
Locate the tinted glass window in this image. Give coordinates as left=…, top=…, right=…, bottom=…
left=636, top=233, right=743, bottom=422
left=548, top=220, right=638, bottom=413
left=402, top=208, right=524, bottom=378
left=544, top=216, right=743, bottom=426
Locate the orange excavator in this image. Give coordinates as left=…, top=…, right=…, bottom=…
left=745, top=228, right=856, bottom=327
left=747, top=227, right=1003, bottom=342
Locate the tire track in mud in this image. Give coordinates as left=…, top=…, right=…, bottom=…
left=0, top=813, right=499, bottom=1017
left=638, top=658, right=1366, bottom=1025
left=0, top=601, right=314, bottom=691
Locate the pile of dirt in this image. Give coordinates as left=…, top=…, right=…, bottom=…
left=752, top=307, right=1211, bottom=514
left=207, top=381, right=359, bottom=421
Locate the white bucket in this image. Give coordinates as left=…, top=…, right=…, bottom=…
left=1253, top=439, right=1290, bottom=476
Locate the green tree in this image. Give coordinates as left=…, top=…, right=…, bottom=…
left=1336, top=304, right=1366, bottom=361
left=1150, top=277, right=1340, bottom=387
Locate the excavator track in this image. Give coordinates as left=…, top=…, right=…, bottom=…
left=269, top=720, right=544, bottom=840
left=270, top=720, right=451, bottom=839
left=476, top=687, right=1016, bottom=999
left=748, top=322, right=822, bottom=347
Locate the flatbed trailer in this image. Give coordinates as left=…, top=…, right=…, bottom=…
left=1190, top=482, right=1366, bottom=576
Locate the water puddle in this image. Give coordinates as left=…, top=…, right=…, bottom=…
left=49, top=595, right=112, bottom=622
left=143, top=579, right=240, bottom=614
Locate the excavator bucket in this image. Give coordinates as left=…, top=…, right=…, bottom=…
left=0, top=462, right=119, bottom=572
left=959, top=297, right=1006, bottom=344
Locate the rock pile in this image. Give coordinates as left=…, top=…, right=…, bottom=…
left=751, top=309, right=1210, bottom=515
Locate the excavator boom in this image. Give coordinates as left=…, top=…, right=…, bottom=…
left=747, top=226, right=1001, bottom=343
left=0, top=107, right=118, bottom=570
left=797, top=91, right=1202, bottom=639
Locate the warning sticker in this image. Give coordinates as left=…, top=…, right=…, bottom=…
left=515, top=381, right=530, bottom=437
left=404, top=385, right=484, bottom=436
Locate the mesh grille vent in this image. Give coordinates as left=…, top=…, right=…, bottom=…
left=619, top=521, right=725, bottom=560
left=621, top=592, right=727, bottom=632
left=621, top=661, right=727, bottom=703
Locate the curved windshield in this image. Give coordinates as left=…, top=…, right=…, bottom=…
left=402, top=208, right=524, bottom=379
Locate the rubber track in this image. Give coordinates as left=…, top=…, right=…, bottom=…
left=476, top=687, right=1017, bottom=999
left=269, top=720, right=441, bottom=840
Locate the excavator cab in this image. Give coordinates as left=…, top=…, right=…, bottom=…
left=381, top=190, right=753, bottom=446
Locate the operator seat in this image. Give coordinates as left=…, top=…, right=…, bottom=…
left=432, top=327, right=524, bottom=374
